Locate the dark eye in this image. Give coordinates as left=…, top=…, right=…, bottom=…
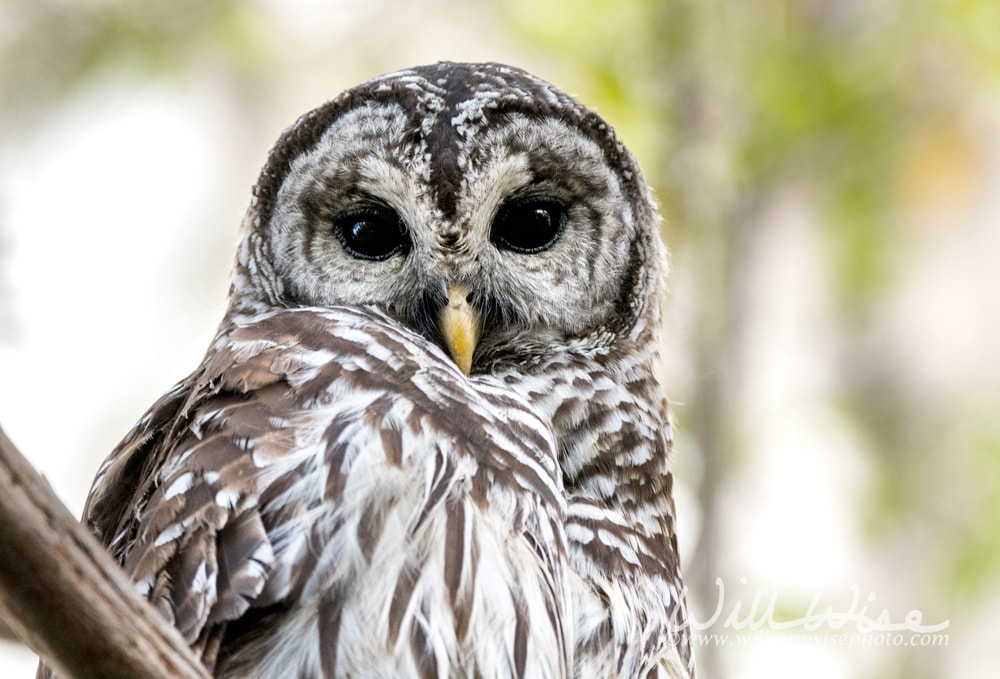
left=491, top=197, right=567, bottom=254
left=333, top=206, right=409, bottom=261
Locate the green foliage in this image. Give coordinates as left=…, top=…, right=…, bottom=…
left=739, top=21, right=907, bottom=303
left=948, top=429, right=1000, bottom=600
left=946, top=0, right=1000, bottom=80
left=0, top=0, right=270, bottom=122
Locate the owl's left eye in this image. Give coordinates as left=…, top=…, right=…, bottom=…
left=333, top=206, right=410, bottom=261
left=491, top=196, right=567, bottom=255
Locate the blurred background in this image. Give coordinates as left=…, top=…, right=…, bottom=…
left=1, top=0, right=997, bottom=677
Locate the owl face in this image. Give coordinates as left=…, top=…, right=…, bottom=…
left=234, top=63, right=663, bottom=372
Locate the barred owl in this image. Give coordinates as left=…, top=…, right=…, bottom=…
left=40, top=62, right=693, bottom=678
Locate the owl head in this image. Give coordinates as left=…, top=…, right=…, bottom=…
left=227, top=62, right=666, bottom=374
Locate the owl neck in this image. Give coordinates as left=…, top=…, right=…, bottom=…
left=498, top=325, right=673, bottom=499
left=495, top=328, right=680, bottom=579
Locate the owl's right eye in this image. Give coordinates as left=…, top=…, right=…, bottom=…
left=333, top=206, right=410, bottom=261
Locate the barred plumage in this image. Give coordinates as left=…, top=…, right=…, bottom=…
left=40, top=62, right=693, bottom=678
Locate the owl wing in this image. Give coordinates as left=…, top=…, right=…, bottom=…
left=65, top=307, right=572, bottom=678
left=83, top=376, right=197, bottom=561
left=566, top=497, right=691, bottom=679
left=76, top=332, right=293, bottom=666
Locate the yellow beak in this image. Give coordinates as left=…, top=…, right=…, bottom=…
left=438, top=283, right=480, bottom=375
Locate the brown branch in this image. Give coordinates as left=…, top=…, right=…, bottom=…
left=0, top=614, right=21, bottom=642
left=0, top=424, right=210, bottom=679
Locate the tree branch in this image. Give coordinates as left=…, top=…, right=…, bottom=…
left=0, top=614, right=21, bottom=642
left=0, top=424, right=210, bottom=679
